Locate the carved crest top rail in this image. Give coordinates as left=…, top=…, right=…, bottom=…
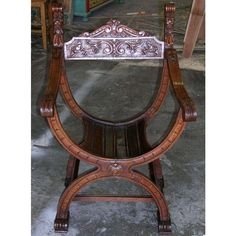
left=64, top=19, right=164, bottom=60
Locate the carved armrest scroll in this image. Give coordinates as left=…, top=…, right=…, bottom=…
left=40, top=48, right=63, bottom=117
left=165, top=49, right=197, bottom=122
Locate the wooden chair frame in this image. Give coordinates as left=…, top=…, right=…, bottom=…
left=40, top=1, right=197, bottom=234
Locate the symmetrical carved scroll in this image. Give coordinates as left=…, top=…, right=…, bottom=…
left=164, top=3, right=175, bottom=48
left=52, top=4, right=64, bottom=47
left=64, top=20, right=164, bottom=60
left=79, top=19, right=149, bottom=38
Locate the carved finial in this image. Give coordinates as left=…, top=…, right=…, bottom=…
left=51, top=3, right=64, bottom=47
left=79, top=19, right=149, bottom=38
left=164, top=3, right=176, bottom=48
left=165, top=2, right=176, bottom=13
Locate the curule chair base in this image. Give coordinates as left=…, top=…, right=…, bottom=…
left=53, top=166, right=171, bottom=233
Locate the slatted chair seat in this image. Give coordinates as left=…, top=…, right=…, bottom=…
left=81, top=118, right=149, bottom=158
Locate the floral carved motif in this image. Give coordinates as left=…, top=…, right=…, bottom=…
left=64, top=20, right=164, bottom=60
left=164, top=3, right=175, bottom=48
left=52, top=5, right=64, bottom=47
left=108, top=161, right=123, bottom=175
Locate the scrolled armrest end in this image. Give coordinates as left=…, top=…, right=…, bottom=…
left=183, top=108, right=197, bottom=122
left=181, top=100, right=197, bottom=122
left=40, top=97, right=55, bottom=117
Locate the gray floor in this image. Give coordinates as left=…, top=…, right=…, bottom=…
left=31, top=1, right=205, bottom=235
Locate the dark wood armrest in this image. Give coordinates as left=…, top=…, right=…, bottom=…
left=165, top=48, right=197, bottom=122
left=40, top=48, right=63, bottom=117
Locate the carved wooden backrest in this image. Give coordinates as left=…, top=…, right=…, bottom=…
left=64, top=20, right=164, bottom=60
left=49, top=2, right=176, bottom=59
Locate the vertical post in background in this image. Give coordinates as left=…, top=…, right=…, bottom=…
left=183, top=0, right=205, bottom=58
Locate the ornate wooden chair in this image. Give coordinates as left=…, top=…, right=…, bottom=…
left=40, top=1, right=197, bottom=234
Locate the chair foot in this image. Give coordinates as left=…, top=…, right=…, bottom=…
left=54, top=212, right=70, bottom=232
left=157, top=210, right=171, bottom=234
left=158, top=218, right=172, bottom=234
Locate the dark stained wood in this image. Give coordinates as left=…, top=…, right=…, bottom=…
left=164, top=2, right=175, bottom=48
left=149, top=159, right=164, bottom=191
left=64, top=156, right=80, bottom=187
left=39, top=2, right=196, bottom=234
left=59, top=59, right=86, bottom=118
left=47, top=106, right=186, bottom=166
left=126, top=124, right=141, bottom=157
left=107, top=126, right=115, bottom=157
left=80, top=119, right=147, bottom=158
left=165, top=48, right=197, bottom=121
left=40, top=48, right=63, bottom=117
left=93, top=123, right=104, bottom=155
left=145, top=60, right=170, bottom=120
left=49, top=1, right=64, bottom=47
left=40, top=1, right=64, bottom=117
left=80, top=117, right=94, bottom=152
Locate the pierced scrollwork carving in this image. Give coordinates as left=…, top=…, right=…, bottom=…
left=64, top=20, right=164, bottom=60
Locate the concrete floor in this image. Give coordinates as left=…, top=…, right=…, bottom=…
left=31, top=0, right=205, bottom=235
